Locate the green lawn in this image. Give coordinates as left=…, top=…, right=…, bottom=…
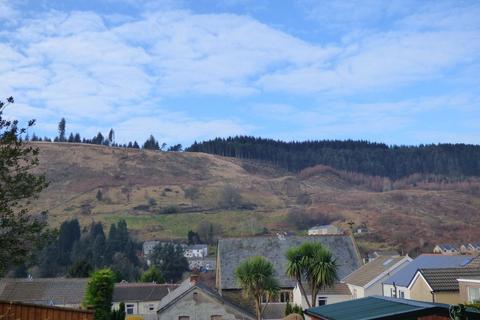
left=101, top=209, right=286, bottom=240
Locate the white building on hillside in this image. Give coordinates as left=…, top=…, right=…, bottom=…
left=308, top=225, right=341, bottom=235
left=184, top=244, right=208, bottom=258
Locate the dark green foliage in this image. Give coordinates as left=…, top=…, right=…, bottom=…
left=285, top=302, right=292, bottom=315
left=158, top=205, right=178, bottom=214
left=150, top=243, right=188, bottom=283
left=0, top=97, right=49, bottom=275
left=168, top=144, right=182, bottom=151
left=96, top=189, right=103, bottom=201
left=143, top=135, right=160, bottom=150
left=235, top=256, right=279, bottom=320
left=83, top=268, right=115, bottom=320
left=57, top=118, right=66, bottom=142
left=111, top=302, right=125, bottom=320
left=285, top=302, right=304, bottom=318
left=139, top=265, right=164, bottom=283
left=108, top=129, right=115, bottom=145
left=187, top=136, right=480, bottom=179
left=38, top=243, right=61, bottom=277
left=33, top=219, right=140, bottom=280
left=58, top=219, right=81, bottom=267
left=187, top=230, right=202, bottom=245
left=196, top=221, right=222, bottom=245
left=286, top=242, right=338, bottom=308
left=68, top=259, right=93, bottom=277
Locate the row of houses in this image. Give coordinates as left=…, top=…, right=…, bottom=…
left=433, top=242, right=480, bottom=255
left=2, top=234, right=480, bottom=319
left=142, top=241, right=209, bottom=259
left=143, top=241, right=215, bottom=271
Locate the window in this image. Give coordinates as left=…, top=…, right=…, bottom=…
left=390, top=288, right=398, bottom=298
left=318, top=297, right=327, bottom=306
left=280, top=291, right=291, bottom=303
left=468, top=287, right=480, bottom=302
left=147, top=304, right=155, bottom=312
left=262, top=290, right=291, bottom=303
left=399, top=291, right=405, bottom=299
left=211, top=316, right=223, bottom=320
left=179, top=317, right=190, bottom=320
left=126, top=304, right=134, bottom=315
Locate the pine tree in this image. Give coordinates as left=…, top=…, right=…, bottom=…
left=58, top=118, right=66, bottom=141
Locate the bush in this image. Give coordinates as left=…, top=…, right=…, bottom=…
left=286, top=208, right=340, bottom=230
left=218, top=185, right=244, bottom=209
left=159, top=206, right=178, bottom=214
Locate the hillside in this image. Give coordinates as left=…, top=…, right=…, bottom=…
left=187, top=136, right=480, bottom=179
left=30, top=142, right=480, bottom=255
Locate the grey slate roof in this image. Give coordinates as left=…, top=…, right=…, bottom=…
left=113, top=283, right=178, bottom=302
left=383, top=254, right=474, bottom=286
left=0, top=278, right=88, bottom=305
left=218, top=235, right=362, bottom=290
left=157, top=278, right=255, bottom=318
left=417, top=268, right=480, bottom=291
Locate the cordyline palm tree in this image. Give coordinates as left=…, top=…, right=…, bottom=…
left=286, top=242, right=338, bottom=308
left=235, top=256, right=279, bottom=320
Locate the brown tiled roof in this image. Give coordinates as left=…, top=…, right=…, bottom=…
left=0, top=278, right=88, bottom=305
left=419, top=268, right=480, bottom=291
left=343, top=255, right=409, bottom=287
left=112, top=283, right=178, bottom=302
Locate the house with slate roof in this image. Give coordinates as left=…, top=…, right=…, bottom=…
left=466, top=242, right=480, bottom=254
left=112, top=282, right=178, bottom=319
left=304, top=295, right=480, bottom=320
left=157, top=275, right=255, bottom=320
left=0, top=278, right=88, bottom=308
left=382, top=254, right=474, bottom=300
left=216, top=234, right=362, bottom=319
left=433, top=244, right=460, bottom=255
left=343, top=255, right=411, bottom=299
left=407, top=268, right=480, bottom=304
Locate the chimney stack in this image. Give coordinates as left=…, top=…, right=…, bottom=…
left=190, top=273, right=199, bottom=285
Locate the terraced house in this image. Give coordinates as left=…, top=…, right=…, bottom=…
left=216, top=234, right=362, bottom=319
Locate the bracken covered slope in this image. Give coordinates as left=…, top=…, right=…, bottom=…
left=29, top=142, right=480, bottom=254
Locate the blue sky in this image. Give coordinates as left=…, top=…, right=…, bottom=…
left=1, top=0, right=479, bottom=146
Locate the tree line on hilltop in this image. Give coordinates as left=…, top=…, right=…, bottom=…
left=25, top=118, right=480, bottom=181
left=27, top=117, right=183, bottom=151
left=187, top=136, right=480, bottom=180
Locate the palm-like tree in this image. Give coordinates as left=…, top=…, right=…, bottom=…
left=235, top=256, right=279, bottom=320
left=286, top=242, right=338, bottom=308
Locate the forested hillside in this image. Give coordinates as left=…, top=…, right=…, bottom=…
left=187, top=136, right=480, bottom=179
left=27, top=142, right=480, bottom=257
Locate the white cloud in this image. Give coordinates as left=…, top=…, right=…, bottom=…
left=114, top=114, right=252, bottom=144
left=0, top=0, right=18, bottom=21
left=1, top=2, right=479, bottom=144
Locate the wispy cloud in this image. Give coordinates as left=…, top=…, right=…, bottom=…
left=0, top=0, right=479, bottom=144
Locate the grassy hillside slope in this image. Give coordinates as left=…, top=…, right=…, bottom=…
left=30, top=142, right=480, bottom=254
